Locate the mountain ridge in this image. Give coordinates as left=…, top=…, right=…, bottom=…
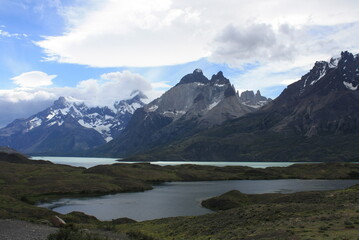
left=126, top=51, right=359, bottom=162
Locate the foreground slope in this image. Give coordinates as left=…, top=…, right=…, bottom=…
left=119, top=184, right=359, bottom=240
left=128, top=51, right=359, bottom=161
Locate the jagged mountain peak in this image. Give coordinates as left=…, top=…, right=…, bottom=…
left=211, top=71, right=224, bottom=80
left=114, top=91, right=147, bottom=115
left=176, top=69, right=209, bottom=86
left=298, top=51, right=359, bottom=93
left=210, top=71, right=230, bottom=85
left=176, top=69, right=234, bottom=87
left=53, top=96, right=84, bottom=108
left=238, top=90, right=271, bottom=108
left=130, top=90, right=148, bottom=100
left=147, top=69, right=238, bottom=117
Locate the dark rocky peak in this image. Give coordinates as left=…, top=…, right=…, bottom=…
left=240, top=90, right=267, bottom=101
left=337, top=51, right=356, bottom=69
left=301, top=60, right=330, bottom=88
left=255, top=90, right=268, bottom=101
left=130, top=90, right=148, bottom=100
left=340, top=50, right=354, bottom=61
left=224, top=85, right=236, bottom=97
left=298, top=51, right=359, bottom=93
left=210, top=71, right=230, bottom=85
left=240, top=90, right=255, bottom=101
left=52, top=96, right=85, bottom=110
left=129, top=90, right=148, bottom=104
left=53, top=96, right=67, bottom=108
left=338, top=51, right=359, bottom=91
left=176, top=69, right=209, bottom=86
left=114, top=91, right=147, bottom=111
left=238, top=90, right=271, bottom=108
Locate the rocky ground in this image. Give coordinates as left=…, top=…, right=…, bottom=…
left=0, top=219, right=130, bottom=240
left=0, top=219, right=56, bottom=240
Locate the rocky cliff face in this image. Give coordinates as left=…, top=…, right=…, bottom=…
left=0, top=91, right=146, bottom=155
left=93, top=69, right=258, bottom=157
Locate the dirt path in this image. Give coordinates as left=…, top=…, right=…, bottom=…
left=0, top=219, right=130, bottom=240
left=0, top=219, right=57, bottom=240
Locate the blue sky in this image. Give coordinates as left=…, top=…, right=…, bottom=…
left=1, top=0, right=359, bottom=127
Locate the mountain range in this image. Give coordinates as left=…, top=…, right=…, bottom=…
left=126, top=51, right=359, bottom=162
left=0, top=68, right=270, bottom=157
left=2, top=51, right=356, bottom=162
left=91, top=69, right=270, bottom=157
left=0, top=91, right=147, bottom=155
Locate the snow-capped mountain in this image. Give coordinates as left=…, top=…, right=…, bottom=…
left=298, top=51, right=359, bottom=92
left=93, top=69, right=263, bottom=157
left=0, top=91, right=147, bottom=155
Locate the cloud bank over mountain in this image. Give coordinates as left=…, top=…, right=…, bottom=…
left=0, top=70, right=162, bottom=127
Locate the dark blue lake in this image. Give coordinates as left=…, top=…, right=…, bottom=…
left=38, top=179, right=359, bottom=221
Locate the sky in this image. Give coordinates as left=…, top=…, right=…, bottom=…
left=0, top=0, right=359, bottom=127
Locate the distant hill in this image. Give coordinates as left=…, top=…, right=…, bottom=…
left=0, top=147, right=33, bottom=163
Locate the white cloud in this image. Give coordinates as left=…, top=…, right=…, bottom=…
left=0, top=89, right=56, bottom=127
left=11, top=71, right=57, bottom=88
left=48, top=70, right=163, bottom=107
left=230, top=55, right=317, bottom=95
left=67, top=70, right=154, bottom=107
left=0, top=89, right=56, bottom=103
left=36, top=0, right=209, bottom=67
left=0, top=29, right=27, bottom=39
left=209, top=23, right=297, bottom=67
left=35, top=0, right=359, bottom=69
left=151, top=81, right=172, bottom=89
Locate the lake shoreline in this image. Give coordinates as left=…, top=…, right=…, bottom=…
left=32, top=155, right=359, bottom=169
left=1, top=153, right=359, bottom=239
left=38, top=179, right=359, bottom=221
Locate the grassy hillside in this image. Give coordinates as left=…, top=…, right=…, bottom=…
left=118, top=185, right=359, bottom=240
left=126, top=125, right=359, bottom=162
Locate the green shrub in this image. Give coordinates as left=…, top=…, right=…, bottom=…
left=127, top=230, right=158, bottom=240
left=47, top=225, right=108, bottom=240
